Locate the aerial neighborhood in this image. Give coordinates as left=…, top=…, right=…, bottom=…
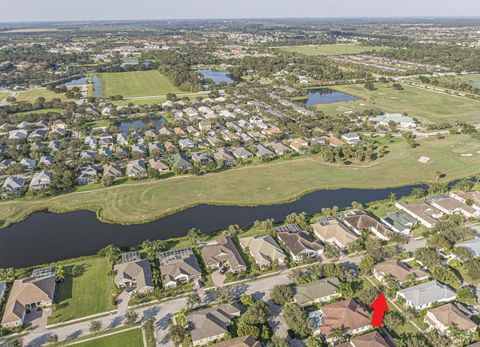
left=1, top=13, right=480, bottom=347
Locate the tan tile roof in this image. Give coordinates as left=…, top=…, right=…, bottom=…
left=239, top=235, right=286, bottom=267
left=351, top=331, right=390, bottom=347
left=114, top=259, right=154, bottom=291
left=158, top=248, right=202, bottom=284
left=311, top=218, right=358, bottom=248
left=277, top=228, right=323, bottom=258
left=1, top=275, right=56, bottom=326
left=374, top=260, right=428, bottom=283
left=342, top=210, right=390, bottom=237
left=426, top=303, right=476, bottom=331
left=201, top=236, right=246, bottom=272
left=319, top=299, right=370, bottom=338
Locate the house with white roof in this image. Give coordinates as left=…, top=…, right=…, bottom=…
left=29, top=171, right=52, bottom=190
left=456, top=237, right=480, bottom=258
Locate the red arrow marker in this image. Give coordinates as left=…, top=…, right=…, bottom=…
left=370, top=292, right=389, bottom=327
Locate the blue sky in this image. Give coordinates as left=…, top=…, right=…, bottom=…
left=1, top=0, right=479, bottom=22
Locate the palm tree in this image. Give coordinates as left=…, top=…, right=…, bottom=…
left=187, top=228, right=202, bottom=247
left=330, top=328, right=348, bottom=343
left=55, top=265, right=65, bottom=282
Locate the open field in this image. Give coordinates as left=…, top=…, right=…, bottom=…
left=13, top=108, right=65, bottom=116
left=70, top=328, right=143, bottom=347
left=313, top=83, right=480, bottom=124
left=278, top=43, right=376, bottom=56
left=49, top=257, right=116, bottom=324
left=1, top=135, right=480, bottom=228
left=15, top=88, right=69, bottom=102
left=437, top=73, right=480, bottom=84
left=97, top=70, right=182, bottom=98
left=0, top=92, right=9, bottom=100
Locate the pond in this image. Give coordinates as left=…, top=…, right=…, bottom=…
left=92, top=75, right=103, bottom=98
left=198, top=69, right=235, bottom=85
left=471, top=82, right=480, bottom=87
left=118, top=116, right=167, bottom=133
left=63, top=77, right=88, bottom=86
left=305, top=88, right=359, bottom=106
left=0, top=184, right=426, bottom=268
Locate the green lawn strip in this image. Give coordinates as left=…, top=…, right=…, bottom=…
left=55, top=326, right=143, bottom=347
left=15, top=88, right=69, bottom=102
left=277, top=43, right=377, bottom=56
left=97, top=70, right=182, bottom=98
left=48, top=257, right=117, bottom=324
left=1, top=135, right=480, bottom=229
left=314, top=83, right=480, bottom=124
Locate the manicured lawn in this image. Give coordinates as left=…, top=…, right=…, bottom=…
left=97, top=70, right=182, bottom=97
left=314, top=83, right=480, bottom=124
left=437, top=73, right=480, bottom=84
left=72, top=328, right=143, bottom=347
left=15, top=88, right=68, bottom=102
left=2, top=135, right=480, bottom=228
left=278, top=43, right=377, bottom=56
left=12, top=108, right=64, bottom=116
left=49, top=257, right=116, bottom=324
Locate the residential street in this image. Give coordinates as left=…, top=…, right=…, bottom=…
left=15, top=238, right=426, bottom=346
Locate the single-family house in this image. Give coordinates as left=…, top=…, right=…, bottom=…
left=381, top=210, right=418, bottom=234
left=424, top=303, right=476, bottom=334
left=270, top=142, right=292, bottom=156
left=29, top=171, right=52, bottom=190
left=239, top=235, right=286, bottom=268
left=450, top=190, right=480, bottom=212
left=158, top=248, right=202, bottom=288
left=103, top=163, right=123, bottom=179
left=213, top=148, right=236, bottom=167
left=294, top=277, right=340, bottom=306
left=2, top=176, right=27, bottom=197
left=275, top=224, right=324, bottom=261
left=232, top=147, right=253, bottom=159
left=76, top=165, right=99, bottom=185
left=187, top=304, right=241, bottom=346
left=370, top=113, right=417, bottom=129
left=373, top=259, right=429, bottom=285
left=309, top=299, right=371, bottom=342
left=126, top=160, right=147, bottom=178
left=200, top=236, right=247, bottom=274
left=172, top=153, right=193, bottom=172
left=255, top=144, right=276, bottom=159
left=113, top=252, right=154, bottom=294
left=348, top=331, right=391, bottom=347
left=20, top=158, right=36, bottom=171
left=288, top=138, right=309, bottom=153
left=311, top=217, right=358, bottom=250
left=1, top=268, right=56, bottom=328
left=396, top=201, right=443, bottom=228
left=426, top=195, right=480, bottom=218
left=341, top=210, right=391, bottom=240
left=191, top=152, right=213, bottom=166
left=455, top=237, right=480, bottom=258
left=397, top=280, right=456, bottom=310
left=341, top=133, right=361, bottom=145
left=148, top=158, right=170, bottom=172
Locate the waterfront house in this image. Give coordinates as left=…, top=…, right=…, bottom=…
left=341, top=210, right=391, bottom=240
left=311, top=217, right=358, bottom=250
left=395, top=201, right=443, bottom=228
left=126, top=159, right=147, bottom=178
left=158, top=248, right=202, bottom=288
left=29, top=170, right=52, bottom=190
left=275, top=224, right=324, bottom=261
left=239, top=235, right=286, bottom=268
left=114, top=252, right=154, bottom=294
left=200, top=236, right=246, bottom=274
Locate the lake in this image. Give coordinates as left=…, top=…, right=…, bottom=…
left=198, top=69, right=235, bottom=85
left=118, top=116, right=167, bottom=133
left=120, top=61, right=153, bottom=68
left=471, top=82, right=480, bottom=87
left=305, top=88, right=359, bottom=106
left=0, top=184, right=426, bottom=268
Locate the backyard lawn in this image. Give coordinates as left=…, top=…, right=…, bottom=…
left=72, top=328, right=143, bottom=347
left=49, top=257, right=116, bottom=324
left=2, top=135, right=480, bottom=229
left=278, top=43, right=376, bottom=56
left=97, top=70, right=182, bottom=98
left=314, top=83, right=480, bottom=124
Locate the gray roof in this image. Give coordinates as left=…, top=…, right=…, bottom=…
left=158, top=248, right=202, bottom=284
left=187, top=304, right=241, bottom=343
left=397, top=280, right=456, bottom=308
left=294, top=277, right=340, bottom=305
left=383, top=210, right=417, bottom=232
left=456, top=237, right=480, bottom=258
